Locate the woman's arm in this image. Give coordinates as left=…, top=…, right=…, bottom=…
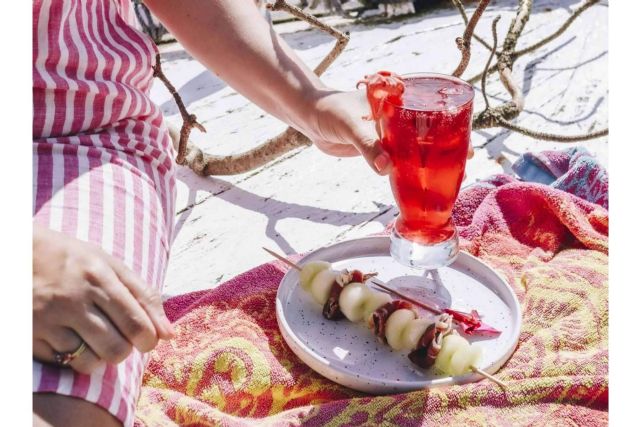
left=145, top=0, right=321, bottom=132
left=144, top=0, right=391, bottom=174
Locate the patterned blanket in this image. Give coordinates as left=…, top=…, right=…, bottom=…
left=136, top=149, right=608, bottom=426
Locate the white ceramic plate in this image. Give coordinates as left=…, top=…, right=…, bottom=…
left=275, top=236, right=521, bottom=394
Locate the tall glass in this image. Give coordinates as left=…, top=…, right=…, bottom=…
left=378, top=73, right=474, bottom=269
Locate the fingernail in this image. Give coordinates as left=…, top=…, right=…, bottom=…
left=374, top=154, right=390, bottom=174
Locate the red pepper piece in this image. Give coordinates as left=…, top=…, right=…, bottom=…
left=351, top=269, right=364, bottom=284
left=443, top=308, right=501, bottom=336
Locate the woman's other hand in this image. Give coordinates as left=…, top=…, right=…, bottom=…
left=33, top=225, right=174, bottom=374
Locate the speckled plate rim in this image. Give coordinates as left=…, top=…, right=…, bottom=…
left=275, top=236, right=522, bottom=393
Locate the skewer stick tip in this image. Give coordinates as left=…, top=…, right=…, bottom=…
left=262, top=247, right=302, bottom=271
left=471, top=366, right=508, bottom=389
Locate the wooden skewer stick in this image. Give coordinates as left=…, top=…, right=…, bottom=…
left=369, top=278, right=442, bottom=316
left=471, top=366, right=508, bottom=389
left=262, top=247, right=508, bottom=389
left=262, top=247, right=302, bottom=271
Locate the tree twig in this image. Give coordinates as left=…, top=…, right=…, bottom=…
left=482, top=16, right=501, bottom=113
left=268, top=0, right=350, bottom=75
left=513, top=0, right=599, bottom=58
left=452, top=0, right=492, bottom=78
left=155, top=0, right=606, bottom=175
left=472, top=0, right=530, bottom=129
left=467, top=0, right=600, bottom=84
left=167, top=125, right=311, bottom=176
left=496, top=118, right=608, bottom=142
left=451, top=0, right=494, bottom=52
left=474, top=0, right=607, bottom=142
left=152, top=53, right=206, bottom=165
left=499, top=0, right=532, bottom=68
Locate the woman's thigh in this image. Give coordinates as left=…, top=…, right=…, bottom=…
left=34, top=394, right=122, bottom=427
left=32, top=138, right=176, bottom=427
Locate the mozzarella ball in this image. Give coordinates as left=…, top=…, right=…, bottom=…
left=339, top=282, right=370, bottom=322
left=310, top=268, right=338, bottom=305
left=362, top=291, right=393, bottom=321
left=385, top=309, right=417, bottom=350
left=434, top=334, right=469, bottom=374
left=402, top=318, right=432, bottom=350
left=299, top=261, right=331, bottom=290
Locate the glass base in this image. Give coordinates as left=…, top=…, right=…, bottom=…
left=390, top=227, right=459, bottom=269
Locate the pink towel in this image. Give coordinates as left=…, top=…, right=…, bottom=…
left=136, top=152, right=608, bottom=426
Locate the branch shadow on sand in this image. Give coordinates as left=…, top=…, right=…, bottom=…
left=172, top=168, right=394, bottom=255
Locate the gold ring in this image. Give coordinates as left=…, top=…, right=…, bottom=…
left=54, top=341, right=87, bottom=366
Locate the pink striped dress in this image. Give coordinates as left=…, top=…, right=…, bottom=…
left=33, top=0, right=175, bottom=425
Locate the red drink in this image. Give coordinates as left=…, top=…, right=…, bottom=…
left=377, top=73, right=474, bottom=268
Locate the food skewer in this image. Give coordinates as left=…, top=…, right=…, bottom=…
left=262, top=247, right=507, bottom=389
left=263, top=247, right=499, bottom=336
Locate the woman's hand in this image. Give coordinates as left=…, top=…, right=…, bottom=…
left=33, top=225, right=174, bottom=374
left=305, top=90, right=475, bottom=175
left=305, top=90, right=392, bottom=175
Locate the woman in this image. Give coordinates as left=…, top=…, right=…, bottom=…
left=32, top=0, right=394, bottom=425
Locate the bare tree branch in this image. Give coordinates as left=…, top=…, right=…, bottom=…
left=467, top=0, right=600, bottom=84
left=514, top=0, right=599, bottom=58
left=451, top=0, right=493, bottom=52
left=452, top=0, right=492, bottom=78
left=268, top=0, right=350, bottom=75
left=496, top=118, right=608, bottom=142
left=472, top=0, right=531, bottom=128
left=152, top=53, right=206, bottom=165
left=475, top=1, right=608, bottom=142
left=500, top=0, right=532, bottom=67
left=481, top=16, right=501, bottom=113
left=167, top=125, right=310, bottom=176
left=158, top=0, right=349, bottom=175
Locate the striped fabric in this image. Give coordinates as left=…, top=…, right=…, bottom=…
left=32, top=1, right=176, bottom=425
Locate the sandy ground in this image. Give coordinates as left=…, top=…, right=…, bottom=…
left=149, top=0, right=608, bottom=298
